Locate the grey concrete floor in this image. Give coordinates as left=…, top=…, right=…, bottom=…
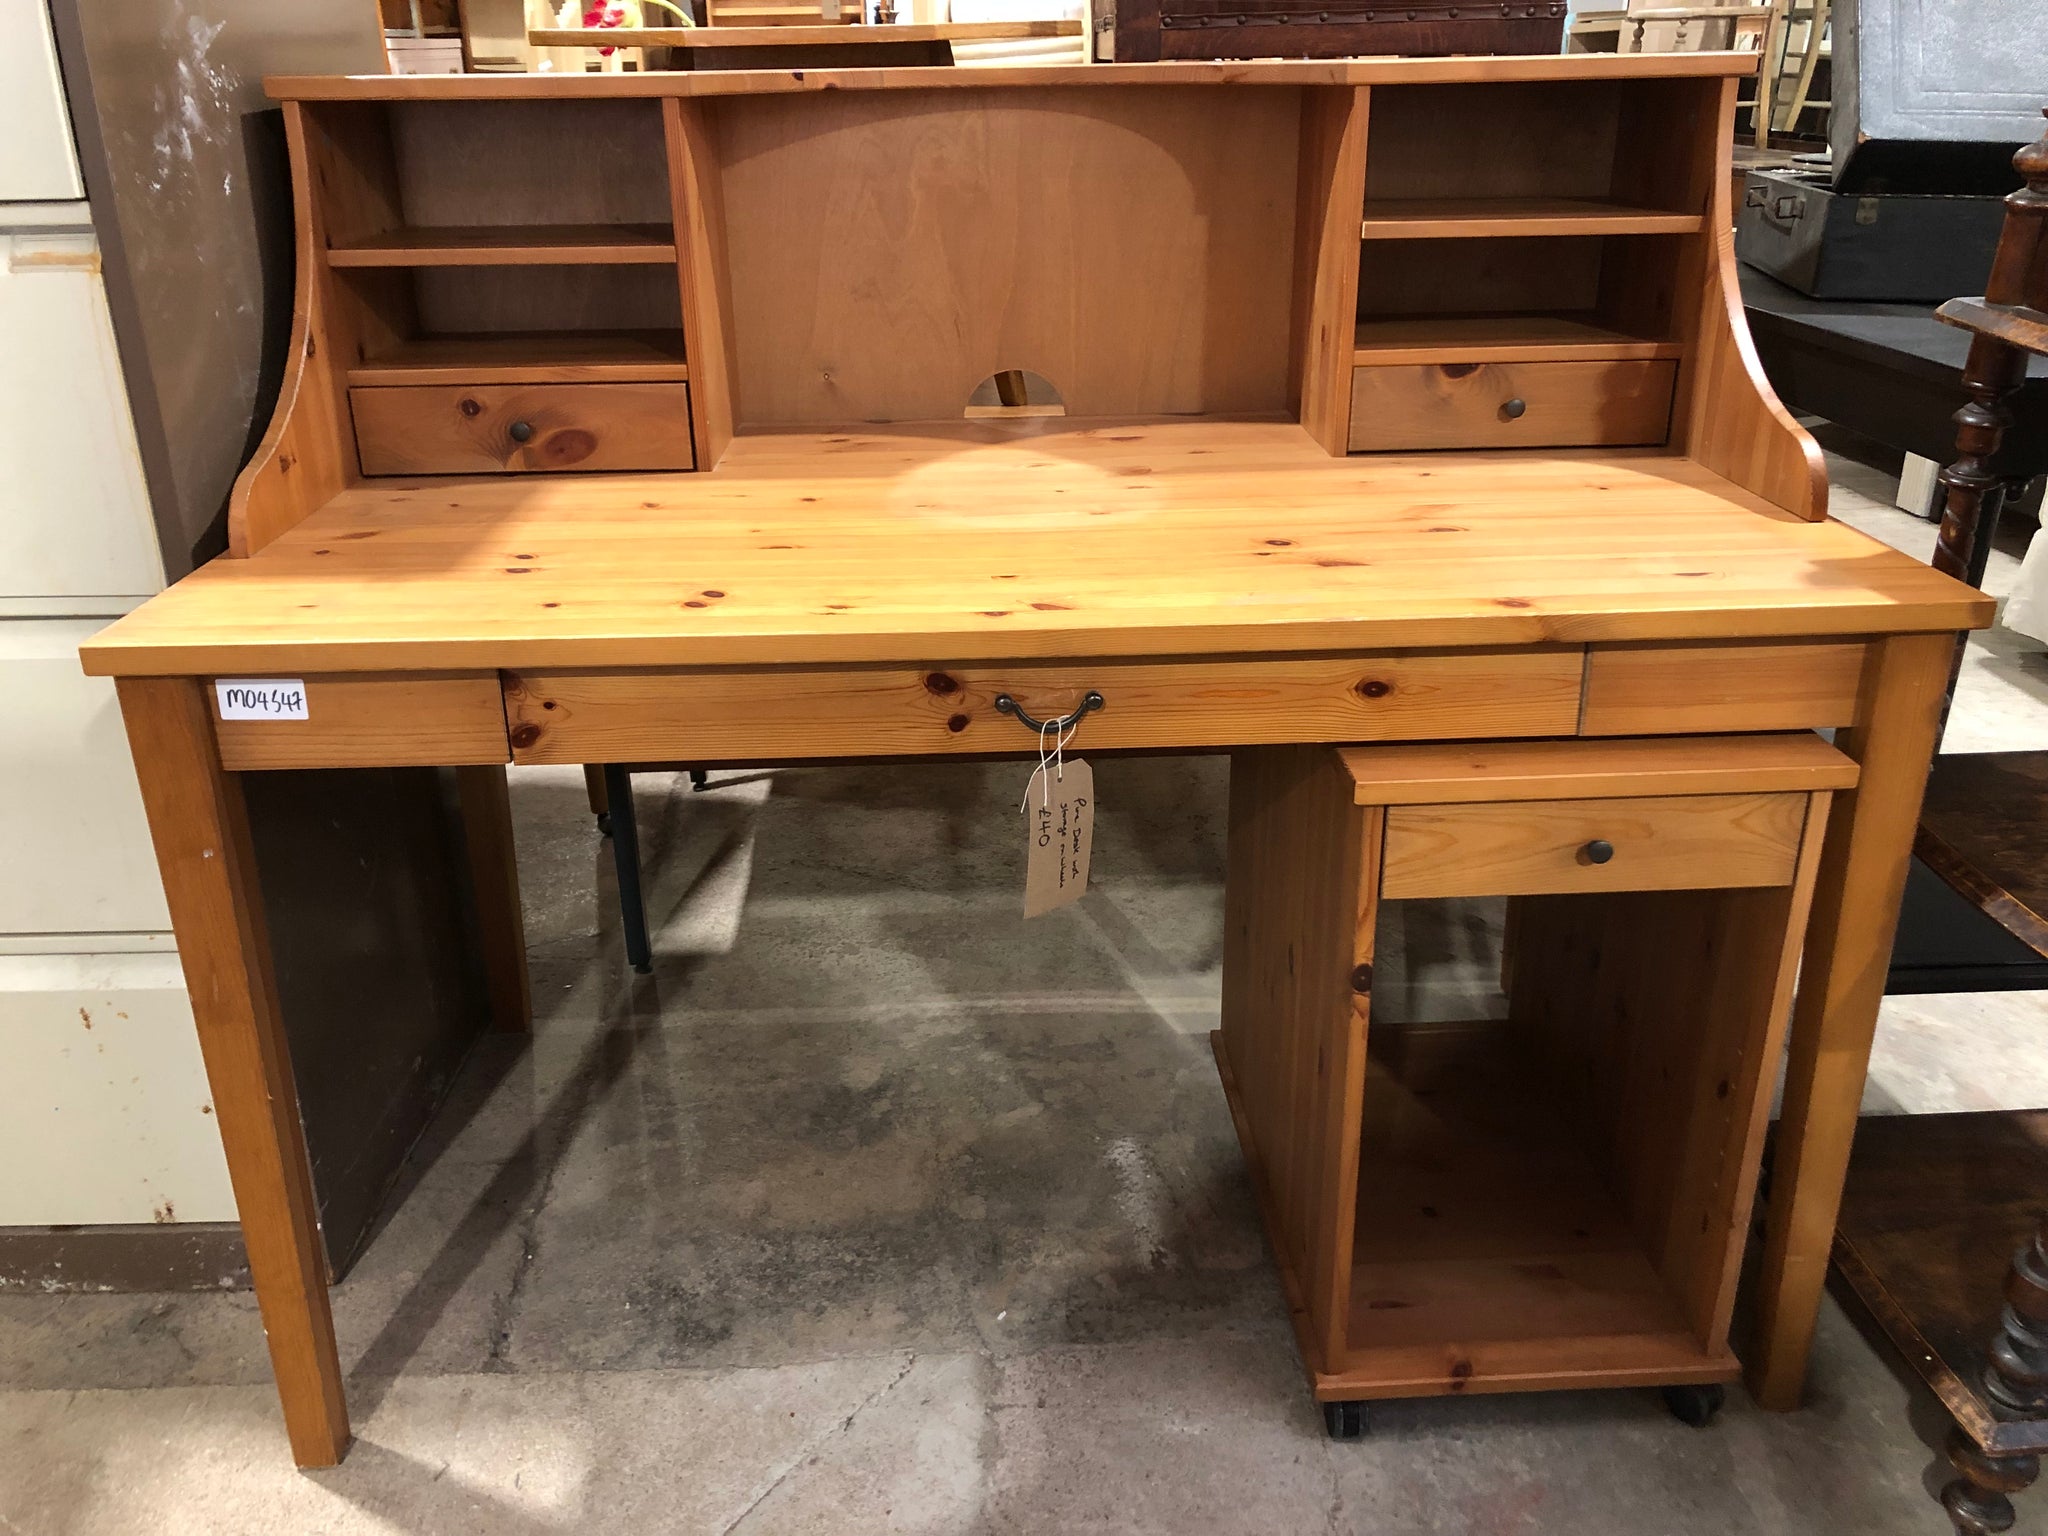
left=4, top=444, right=2048, bottom=1533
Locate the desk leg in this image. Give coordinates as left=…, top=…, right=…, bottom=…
left=116, top=678, right=351, bottom=1467
left=455, top=765, right=533, bottom=1032
left=1748, top=632, right=1952, bottom=1410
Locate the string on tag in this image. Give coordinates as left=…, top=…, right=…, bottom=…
left=1020, top=710, right=1079, bottom=813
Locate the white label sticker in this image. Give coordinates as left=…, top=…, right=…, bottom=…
left=1024, top=757, right=1095, bottom=919
left=214, top=679, right=309, bottom=721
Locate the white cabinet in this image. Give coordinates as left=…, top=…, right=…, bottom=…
left=0, top=2, right=82, bottom=203
left=0, top=229, right=163, bottom=601
left=0, top=951, right=233, bottom=1227
left=0, top=620, right=172, bottom=935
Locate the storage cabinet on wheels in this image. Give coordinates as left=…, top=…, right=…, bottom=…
left=1216, top=734, right=1857, bottom=1436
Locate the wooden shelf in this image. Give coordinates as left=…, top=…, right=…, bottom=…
left=1352, top=314, right=1684, bottom=366
left=1359, top=198, right=1704, bottom=241
left=1336, top=1021, right=1729, bottom=1394
left=328, top=224, right=678, bottom=268
left=347, top=330, right=689, bottom=387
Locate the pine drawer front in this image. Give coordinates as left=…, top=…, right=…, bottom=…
left=350, top=382, right=694, bottom=475
left=1348, top=360, right=1677, bottom=452
left=212, top=672, right=511, bottom=770
left=1580, top=641, right=1868, bottom=735
left=501, top=648, right=1586, bottom=764
left=1379, top=790, right=1809, bottom=899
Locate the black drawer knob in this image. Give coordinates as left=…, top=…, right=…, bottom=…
left=1581, top=839, right=1616, bottom=865
left=1502, top=397, right=1528, bottom=420
left=508, top=420, right=535, bottom=443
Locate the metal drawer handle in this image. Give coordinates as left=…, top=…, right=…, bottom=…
left=1501, top=397, right=1528, bottom=420
left=508, top=420, right=535, bottom=443
left=994, top=690, right=1104, bottom=735
left=1581, top=838, right=1616, bottom=865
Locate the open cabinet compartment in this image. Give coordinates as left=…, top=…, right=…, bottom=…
left=1216, top=739, right=1846, bottom=1403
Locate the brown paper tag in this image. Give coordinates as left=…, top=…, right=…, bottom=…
left=1023, top=758, right=1095, bottom=919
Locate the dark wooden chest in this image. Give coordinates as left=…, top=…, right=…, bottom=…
left=1099, top=0, right=1566, bottom=63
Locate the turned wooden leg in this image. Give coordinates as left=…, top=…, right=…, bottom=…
left=1941, top=1217, right=2048, bottom=1532
left=117, top=677, right=350, bottom=1467
left=455, top=765, right=532, bottom=1033
left=1749, top=632, right=1954, bottom=1409
left=1943, top=1431, right=2040, bottom=1536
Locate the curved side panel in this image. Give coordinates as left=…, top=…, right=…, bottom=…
left=1680, top=82, right=1827, bottom=522
left=228, top=104, right=351, bottom=558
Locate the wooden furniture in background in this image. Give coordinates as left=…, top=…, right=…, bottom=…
left=1099, top=0, right=1564, bottom=63
left=527, top=20, right=1085, bottom=67
left=75, top=56, right=1989, bottom=1467
left=1221, top=735, right=1851, bottom=1432
left=1831, top=111, right=2048, bottom=1536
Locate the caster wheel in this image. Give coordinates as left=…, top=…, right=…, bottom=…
left=1661, top=1383, right=1726, bottom=1428
left=1323, top=1400, right=1369, bottom=1441
left=596, top=811, right=612, bottom=837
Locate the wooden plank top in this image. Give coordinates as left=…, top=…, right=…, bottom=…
left=529, top=21, right=1084, bottom=47
left=78, top=419, right=1989, bottom=678
left=264, top=51, right=1760, bottom=101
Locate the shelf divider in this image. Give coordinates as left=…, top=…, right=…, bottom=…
left=347, top=330, right=690, bottom=387
left=1352, top=314, right=1685, bottom=367
left=1359, top=198, right=1704, bottom=241
left=328, top=223, right=679, bottom=268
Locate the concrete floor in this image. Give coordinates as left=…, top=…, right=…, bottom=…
left=4, top=443, right=2048, bottom=1533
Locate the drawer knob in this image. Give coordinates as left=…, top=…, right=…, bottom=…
left=1581, top=838, right=1616, bottom=865
left=508, top=419, right=535, bottom=443
left=1501, top=397, right=1528, bottom=421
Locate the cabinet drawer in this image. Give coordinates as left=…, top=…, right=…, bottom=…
left=351, top=382, right=693, bottom=476
left=1581, top=641, right=1867, bottom=735
left=1348, top=360, right=1676, bottom=452
left=1380, top=791, right=1809, bottom=899
left=502, top=648, right=1585, bottom=764
left=212, top=672, right=511, bottom=770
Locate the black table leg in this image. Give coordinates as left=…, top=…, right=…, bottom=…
left=602, top=764, right=652, bottom=973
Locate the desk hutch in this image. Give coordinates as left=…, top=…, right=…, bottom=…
left=79, top=54, right=1989, bottom=1466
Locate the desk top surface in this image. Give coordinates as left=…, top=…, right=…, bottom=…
left=265, top=50, right=1757, bottom=101
left=80, top=420, right=1988, bottom=677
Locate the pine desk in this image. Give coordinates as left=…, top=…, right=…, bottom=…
left=79, top=55, right=1989, bottom=1466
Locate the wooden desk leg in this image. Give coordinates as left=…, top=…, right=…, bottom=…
left=1749, top=631, right=1953, bottom=1410
left=116, top=677, right=351, bottom=1468
left=455, top=765, right=533, bottom=1033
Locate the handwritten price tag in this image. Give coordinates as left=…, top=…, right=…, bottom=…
left=1023, top=758, right=1095, bottom=919
left=214, top=679, right=309, bottom=722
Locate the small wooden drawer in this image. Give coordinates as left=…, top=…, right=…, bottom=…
left=501, top=648, right=1586, bottom=765
left=1379, top=790, right=1810, bottom=899
left=1581, top=640, right=1868, bottom=735
left=1348, top=359, right=1676, bottom=452
left=212, top=672, right=510, bottom=770
left=351, top=382, right=693, bottom=476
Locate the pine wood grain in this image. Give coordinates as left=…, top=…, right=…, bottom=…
left=81, top=422, right=1989, bottom=679
left=327, top=223, right=678, bottom=267
left=1581, top=639, right=1867, bottom=735
left=663, top=99, right=738, bottom=470
left=716, top=88, right=1297, bottom=425
left=454, top=765, right=533, bottom=1034
left=1358, top=197, right=1704, bottom=240
left=1381, top=790, right=1806, bottom=899
left=1751, top=630, right=1957, bottom=1410
left=1290, top=87, right=1370, bottom=454
left=115, top=678, right=350, bottom=1468
left=351, top=383, right=694, bottom=475
left=501, top=649, right=1583, bottom=764
left=1349, top=359, right=1676, bottom=452
left=1351, top=314, right=1683, bottom=366
left=264, top=54, right=1765, bottom=102
left=212, top=673, right=511, bottom=771
left=1339, top=733, right=1857, bottom=805
left=1220, top=745, right=1380, bottom=1371
left=347, top=331, right=689, bottom=387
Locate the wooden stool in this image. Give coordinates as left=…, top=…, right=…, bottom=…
left=1217, top=734, right=1856, bottom=1434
